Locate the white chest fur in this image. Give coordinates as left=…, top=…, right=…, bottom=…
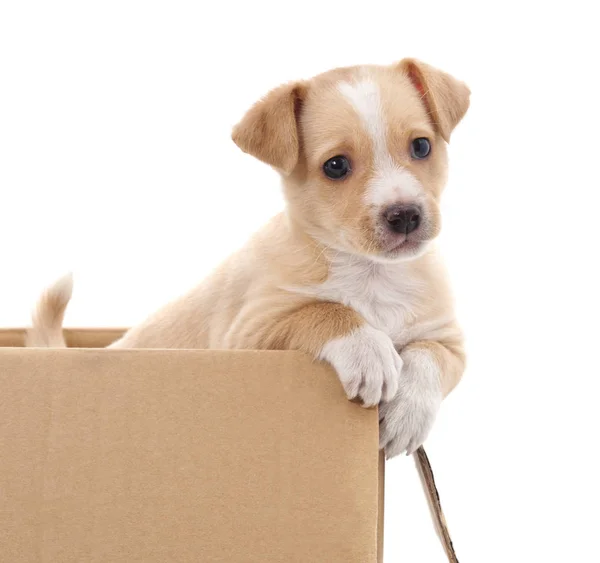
left=292, top=254, right=434, bottom=346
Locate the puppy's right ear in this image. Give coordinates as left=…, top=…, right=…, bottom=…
left=232, top=82, right=307, bottom=175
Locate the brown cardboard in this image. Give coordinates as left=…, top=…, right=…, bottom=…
left=0, top=329, right=384, bottom=563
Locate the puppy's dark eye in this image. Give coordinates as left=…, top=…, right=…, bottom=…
left=410, top=138, right=431, bottom=160
left=323, top=155, right=351, bottom=179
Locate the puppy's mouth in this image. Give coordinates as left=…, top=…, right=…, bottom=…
left=331, top=227, right=429, bottom=262
left=380, top=235, right=425, bottom=259
left=389, top=237, right=421, bottom=252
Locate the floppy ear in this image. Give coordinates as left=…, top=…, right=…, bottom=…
left=398, top=58, right=470, bottom=142
left=231, top=82, right=307, bottom=175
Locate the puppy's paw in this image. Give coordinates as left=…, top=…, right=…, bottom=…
left=379, top=348, right=442, bottom=458
left=319, top=325, right=403, bottom=407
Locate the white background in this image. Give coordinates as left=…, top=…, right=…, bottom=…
left=1, top=1, right=599, bottom=561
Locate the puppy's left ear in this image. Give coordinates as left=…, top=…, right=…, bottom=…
left=398, top=59, right=470, bottom=142
left=232, top=82, right=307, bottom=175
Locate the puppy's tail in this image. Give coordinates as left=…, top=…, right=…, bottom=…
left=25, top=273, right=73, bottom=348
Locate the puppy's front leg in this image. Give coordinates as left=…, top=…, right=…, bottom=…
left=257, top=302, right=403, bottom=407
left=379, top=336, right=465, bottom=458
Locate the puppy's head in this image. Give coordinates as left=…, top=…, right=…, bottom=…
left=232, top=59, right=470, bottom=262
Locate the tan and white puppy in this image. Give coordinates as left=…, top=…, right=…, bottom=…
left=28, top=58, right=470, bottom=459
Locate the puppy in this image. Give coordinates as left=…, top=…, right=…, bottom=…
left=28, top=58, right=470, bottom=460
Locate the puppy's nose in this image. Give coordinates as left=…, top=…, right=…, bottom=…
left=384, top=205, right=422, bottom=234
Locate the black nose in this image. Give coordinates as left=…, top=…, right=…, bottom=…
left=384, top=205, right=422, bottom=234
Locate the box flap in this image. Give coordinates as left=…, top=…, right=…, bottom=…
left=0, top=328, right=125, bottom=348
left=0, top=338, right=384, bottom=562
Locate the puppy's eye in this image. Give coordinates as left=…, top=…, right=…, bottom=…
left=323, top=155, right=351, bottom=179
left=410, top=138, right=431, bottom=160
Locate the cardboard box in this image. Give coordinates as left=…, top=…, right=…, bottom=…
left=0, top=329, right=384, bottom=562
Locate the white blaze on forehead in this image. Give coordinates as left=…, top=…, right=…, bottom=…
left=338, top=80, right=387, bottom=158
left=337, top=79, right=422, bottom=208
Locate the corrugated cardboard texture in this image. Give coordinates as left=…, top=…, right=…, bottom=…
left=0, top=330, right=384, bottom=562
